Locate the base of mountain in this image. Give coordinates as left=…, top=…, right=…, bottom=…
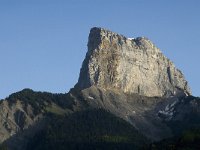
left=0, top=109, right=200, bottom=150
left=0, top=89, right=200, bottom=150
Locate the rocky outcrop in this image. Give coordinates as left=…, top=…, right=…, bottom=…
left=0, top=100, right=37, bottom=143
left=75, top=27, right=191, bottom=97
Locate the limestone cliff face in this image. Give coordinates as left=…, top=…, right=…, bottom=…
left=75, top=27, right=191, bottom=97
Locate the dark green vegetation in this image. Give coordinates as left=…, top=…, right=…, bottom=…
left=26, top=109, right=149, bottom=150
left=147, top=96, right=200, bottom=150
left=148, top=128, right=200, bottom=150
left=0, top=145, right=8, bottom=150
left=5, top=88, right=75, bottom=114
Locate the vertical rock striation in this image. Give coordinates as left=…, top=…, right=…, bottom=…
left=75, top=27, right=191, bottom=97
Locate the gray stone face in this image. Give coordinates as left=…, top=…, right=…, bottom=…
left=0, top=100, right=40, bottom=143
left=75, top=27, right=191, bottom=97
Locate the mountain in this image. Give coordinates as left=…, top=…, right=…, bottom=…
left=0, top=27, right=199, bottom=150
left=0, top=89, right=75, bottom=150
left=75, top=27, right=191, bottom=97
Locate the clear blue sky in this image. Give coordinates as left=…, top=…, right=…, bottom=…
left=0, top=0, right=200, bottom=99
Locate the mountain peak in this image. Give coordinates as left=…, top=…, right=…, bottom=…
left=75, top=27, right=191, bottom=97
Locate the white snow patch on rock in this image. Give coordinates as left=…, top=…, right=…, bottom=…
left=88, top=96, right=94, bottom=100
left=158, top=100, right=179, bottom=120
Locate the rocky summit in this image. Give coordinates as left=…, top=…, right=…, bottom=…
left=76, top=27, right=191, bottom=97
